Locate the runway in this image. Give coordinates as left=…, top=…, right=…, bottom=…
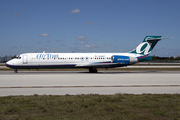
left=0, top=71, right=180, bottom=96
left=1, top=65, right=180, bottom=69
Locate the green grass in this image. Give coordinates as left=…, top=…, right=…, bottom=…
left=0, top=94, right=180, bottom=120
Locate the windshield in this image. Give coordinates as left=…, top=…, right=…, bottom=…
left=14, top=55, right=21, bottom=59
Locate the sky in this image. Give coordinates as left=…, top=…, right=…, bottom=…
left=0, top=0, right=180, bottom=57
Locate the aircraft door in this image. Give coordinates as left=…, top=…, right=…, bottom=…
left=23, top=55, right=28, bottom=64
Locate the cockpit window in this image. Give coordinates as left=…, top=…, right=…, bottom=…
left=14, top=56, right=19, bottom=59
left=14, top=55, right=21, bottom=59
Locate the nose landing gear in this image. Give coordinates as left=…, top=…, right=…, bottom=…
left=14, top=69, right=18, bottom=73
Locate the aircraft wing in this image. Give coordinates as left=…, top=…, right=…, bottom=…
left=75, top=62, right=118, bottom=67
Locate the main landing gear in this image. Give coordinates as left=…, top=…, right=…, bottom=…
left=14, top=69, right=18, bottom=73
left=89, top=67, right=98, bottom=73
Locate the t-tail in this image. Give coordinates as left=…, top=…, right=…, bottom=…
left=130, top=36, right=172, bottom=62
left=130, top=36, right=162, bottom=55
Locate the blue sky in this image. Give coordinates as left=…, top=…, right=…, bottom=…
left=0, top=0, right=180, bottom=57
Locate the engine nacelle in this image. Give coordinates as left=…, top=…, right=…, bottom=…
left=111, top=55, right=137, bottom=64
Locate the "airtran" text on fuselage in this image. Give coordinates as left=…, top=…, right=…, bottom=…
left=36, top=54, right=59, bottom=58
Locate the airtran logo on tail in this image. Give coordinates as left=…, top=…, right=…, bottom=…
left=135, top=37, right=154, bottom=55
left=136, top=42, right=151, bottom=55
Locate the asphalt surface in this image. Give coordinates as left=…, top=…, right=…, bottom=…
left=1, top=66, right=180, bottom=69
left=0, top=71, right=180, bottom=96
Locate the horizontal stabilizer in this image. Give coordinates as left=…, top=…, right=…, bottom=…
left=147, top=37, right=174, bottom=41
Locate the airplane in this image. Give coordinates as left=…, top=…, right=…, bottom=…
left=6, top=36, right=172, bottom=73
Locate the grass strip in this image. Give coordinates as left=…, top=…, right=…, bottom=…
left=0, top=94, right=179, bottom=120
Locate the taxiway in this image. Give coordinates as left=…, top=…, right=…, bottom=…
left=0, top=71, right=180, bottom=96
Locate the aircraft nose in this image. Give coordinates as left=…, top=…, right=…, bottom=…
left=6, top=60, right=13, bottom=67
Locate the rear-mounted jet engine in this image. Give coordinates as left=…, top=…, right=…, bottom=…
left=111, top=55, right=137, bottom=64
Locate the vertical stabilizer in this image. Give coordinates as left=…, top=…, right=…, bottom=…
left=130, top=36, right=162, bottom=55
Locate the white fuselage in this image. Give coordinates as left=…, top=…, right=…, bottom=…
left=6, top=52, right=141, bottom=69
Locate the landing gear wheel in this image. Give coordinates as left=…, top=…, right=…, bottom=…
left=14, top=69, right=18, bottom=73
left=89, top=67, right=98, bottom=73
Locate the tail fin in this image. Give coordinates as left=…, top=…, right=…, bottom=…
left=130, top=36, right=162, bottom=55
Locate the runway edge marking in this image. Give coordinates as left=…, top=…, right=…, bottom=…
left=0, top=85, right=180, bottom=89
